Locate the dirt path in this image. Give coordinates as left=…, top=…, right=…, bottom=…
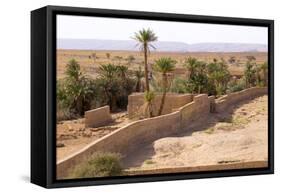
left=124, top=95, right=268, bottom=170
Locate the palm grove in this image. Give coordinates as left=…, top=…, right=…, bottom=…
left=57, top=28, right=268, bottom=121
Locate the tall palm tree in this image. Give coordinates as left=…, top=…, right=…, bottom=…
left=153, top=57, right=176, bottom=116
left=133, top=28, right=158, bottom=91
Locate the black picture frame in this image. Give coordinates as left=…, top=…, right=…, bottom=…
left=31, top=5, right=274, bottom=188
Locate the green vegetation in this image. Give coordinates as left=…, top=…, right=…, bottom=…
left=97, top=64, right=135, bottom=111
left=57, top=60, right=136, bottom=120
left=57, top=28, right=268, bottom=121
left=134, top=66, right=145, bottom=92
left=153, top=57, right=176, bottom=115
left=57, top=59, right=95, bottom=119
left=207, top=58, right=230, bottom=96
left=144, top=90, right=155, bottom=117
left=68, top=152, right=122, bottom=178
left=133, top=28, right=158, bottom=117
left=133, top=28, right=158, bottom=92
left=144, top=159, right=155, bottom=165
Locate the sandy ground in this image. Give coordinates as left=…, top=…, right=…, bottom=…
left=56, top=112, right=130, bottom=161
left=124, top=95, right=268, bottom=170
left=57, top=50, right=267, bottom=79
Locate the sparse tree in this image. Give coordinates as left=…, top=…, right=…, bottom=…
left=228, top=56, right=236, bottom=64
left=113, top=56, right=123, bottom=65
left=126, top=55, right=136, bottom=66
left=246, top=55, right=256, bottom=62
left=92, top=53, right=97, bottom=63
left=106, top=53, right=111, bottom=59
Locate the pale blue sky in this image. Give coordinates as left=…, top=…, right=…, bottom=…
left=57, top=15, right=268, bottom=45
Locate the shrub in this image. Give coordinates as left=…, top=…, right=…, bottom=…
left=68, top=152, right=122, bottom=178
left=57, top=59, right=96, bottom=117
left=227, top=78, right=246, bottom=93
left=97, top=64, right=136, bottom=111
left=170, top=77, right=190, bottom=93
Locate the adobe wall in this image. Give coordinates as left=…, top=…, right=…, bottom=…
left=215, top=87, right=267, bottom=112
left=127, top=93, right=193, bottom=118
left=57, top=111, right=182, bottom=178
left=84, top=106, right=112, bottom=128
left=57, top=87, right=267, bottom=178
left=179, top=94, right=211, bottom=125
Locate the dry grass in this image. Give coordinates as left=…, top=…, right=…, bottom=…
left=57, top=49, right=267, bottom=79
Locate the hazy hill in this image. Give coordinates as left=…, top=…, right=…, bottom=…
left=57, top=39, right=267, bottom=52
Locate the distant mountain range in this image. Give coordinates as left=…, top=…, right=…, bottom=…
left=57, top=39, right=267, bottom=52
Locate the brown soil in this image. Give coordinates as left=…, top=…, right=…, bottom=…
left=56, top=111, right=130, bottom=161
left=124, top=95, right=268, bottom=170
left=57, top=50, right=267, bottom=79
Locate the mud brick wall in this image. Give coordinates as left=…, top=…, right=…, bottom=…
left=57, top=111, right=181, bottom=178
left=84, top=106, right=112, bottom=128
left=215, top=87, right=267, bottom=112
left=57, top=87, right=267, bottom=178
left=127, top=93, right=193, bottom=118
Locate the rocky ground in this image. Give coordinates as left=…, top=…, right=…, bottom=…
left=56, top=112, right=130, bottom=161
left=123, top=95, right=268, bottom=170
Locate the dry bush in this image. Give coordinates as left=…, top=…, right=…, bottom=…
left=68, top=152, right=122, bottom=178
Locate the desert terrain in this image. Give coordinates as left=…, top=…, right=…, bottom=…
left=124, top=95, right=268, bottom=170
left=56, top=48, right=268, bottom=178
left=57, top=50, right=267, bottom=79
left=56, top=112, right=130, bottom=161
left=57, top=94, right=268, bottom=170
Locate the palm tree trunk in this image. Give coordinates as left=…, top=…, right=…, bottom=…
left=158, top=74, right=167, bottom=116
left=144, top=45, right=150, bottom=91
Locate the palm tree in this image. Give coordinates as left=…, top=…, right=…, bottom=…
left=153, top=57, right=176, bottom=115
left=60, top=59, right=94, bottom=116
left=184, top=57, right=198, bottom=79
left=134, top=66, right=145, bottom=92
left=260, top=62, right=268, bottom=86
left=244, top=59, right=256, bottom=88
left=133, top=28, right=158, bottom=91
left=116, top=65, right=128, bottom=80
left=207, top=59, right=230, bottom=95
left=98, top=64, right=119, bottom=111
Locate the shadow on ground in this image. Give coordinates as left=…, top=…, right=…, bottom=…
left=122, top=96, right=260, bottom=169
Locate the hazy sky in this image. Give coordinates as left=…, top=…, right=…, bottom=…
left=57, top=15, right=268, bottom=44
